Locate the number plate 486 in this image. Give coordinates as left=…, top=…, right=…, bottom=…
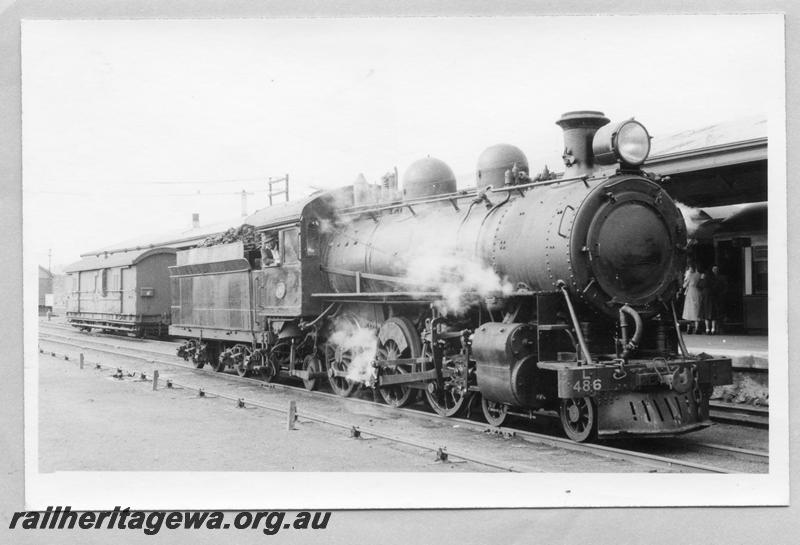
left=573, top=378, right=602, bottom=393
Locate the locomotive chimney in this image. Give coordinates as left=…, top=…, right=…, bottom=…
left=555, top=111, right=610, bottom=177
left=192, top=213, right=200, bottom=228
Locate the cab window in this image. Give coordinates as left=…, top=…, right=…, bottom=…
left=305, top=219, right=320, bottom=257
left=281, top=227, right=300, bottom=264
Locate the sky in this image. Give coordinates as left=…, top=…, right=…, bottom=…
left=21, top=15, right=783, bottom=271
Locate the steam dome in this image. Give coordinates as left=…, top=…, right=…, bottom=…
left=476, top=144, right=529, bottom=189
left=402, top=157, right=457, bottom=199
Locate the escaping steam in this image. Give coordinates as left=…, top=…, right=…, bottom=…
left=328, top=320, right=379, bottom=385
left=406, top=253, right=514, bottom=316
left=674, top=200, right=707, bottom=237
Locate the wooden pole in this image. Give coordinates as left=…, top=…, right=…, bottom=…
left=152, top=369, right=159, bottom=390
left=79, top=353, right=84, bottom=370
left=287, top=401, right=296, bottom=430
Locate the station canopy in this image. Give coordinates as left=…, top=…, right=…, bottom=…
left=645, top=115, right=768, bottom=207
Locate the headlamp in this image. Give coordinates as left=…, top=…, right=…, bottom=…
left=592, top=119, right=651, bottom=166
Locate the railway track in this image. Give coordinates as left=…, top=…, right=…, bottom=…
left=39, top=325, right=772, bottom=430
left=709, top=402, right=769, bottom=429
left=38, top=328, right=768, bottom=473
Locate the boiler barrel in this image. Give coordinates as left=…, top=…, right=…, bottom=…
left=323, top=174, right=686, bottom=316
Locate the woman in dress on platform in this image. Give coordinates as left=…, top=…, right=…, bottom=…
left=682, top=264, right=702, bottom=334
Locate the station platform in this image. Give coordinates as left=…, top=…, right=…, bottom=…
left=683, top=334, right=768, bottom=370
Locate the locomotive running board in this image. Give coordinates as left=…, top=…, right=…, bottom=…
left=311, top=291, right=443, bottom=303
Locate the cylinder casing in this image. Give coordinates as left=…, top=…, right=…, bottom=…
left=473, top=322, right=546, bottom=406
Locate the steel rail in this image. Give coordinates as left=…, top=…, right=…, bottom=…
left=38, top=345, right=540, bottom=473
left=688, top=442, right=768, bottom=461
left=39, top=333, right=756, bottom=474
left=707, top=407, right=769, bottom=430
left=709, top=401, right=769, bottom=417
left=40, top=322, right=176, bottom=348
left=39, top=332, right=305, bottom=392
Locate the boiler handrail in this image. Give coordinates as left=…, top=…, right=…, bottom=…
left=556, top=280, right=593, bottom=366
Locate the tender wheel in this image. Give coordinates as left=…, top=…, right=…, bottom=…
left=377, top=317, right=421, bottom=408
left=559, top=397, right=598, bottom=442
left=205, top=343, right=221, bottom=371
left=189, top=340, right=206, bottom=369
left=481, top=396, right=509, bottom=427
left=302, top=354, right=321, bottom=391
left=211, top=347, right=227, bottom=372
left=324, top=342, right=358, bottom=397
left=234, top=345, right=252, bottom=377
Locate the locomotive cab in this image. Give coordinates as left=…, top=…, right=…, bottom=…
left=253, top=225, right=303, bottom=316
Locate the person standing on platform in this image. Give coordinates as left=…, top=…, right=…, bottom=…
left=707, top=265, right=728, bottom=334
left=682, top=263, right=702, bottom=334
left=698, top=269, right=713, bottom=334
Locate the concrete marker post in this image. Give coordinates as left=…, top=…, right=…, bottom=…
left=79, top=353, right=84, bottom=370
left=287, top=401, right=296, bottom=430
left=152, top=369, right=159, bottom=391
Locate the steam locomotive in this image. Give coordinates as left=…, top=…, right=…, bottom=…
left=171, top=110, right=732, bottom=441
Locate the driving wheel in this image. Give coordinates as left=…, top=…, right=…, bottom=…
left=377, top=317, right=421, bottom=408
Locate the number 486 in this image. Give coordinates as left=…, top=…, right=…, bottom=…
left=573, top=378, right=602, bottom=393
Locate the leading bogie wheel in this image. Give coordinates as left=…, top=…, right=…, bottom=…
left=559, top=397, right=598, bottom=442
left=426, top=381, right=472, bottom=418
left=481, top=396, right=509, bottom=427
left=422, top=344, right=471, bottom=418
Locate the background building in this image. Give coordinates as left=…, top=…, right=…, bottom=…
left=646, top=115, right=768, bottom=332
left=37, top=265, right=53, bottom=314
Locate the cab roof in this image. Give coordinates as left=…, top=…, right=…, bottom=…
left=244, top=187, right=352, bottom=230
